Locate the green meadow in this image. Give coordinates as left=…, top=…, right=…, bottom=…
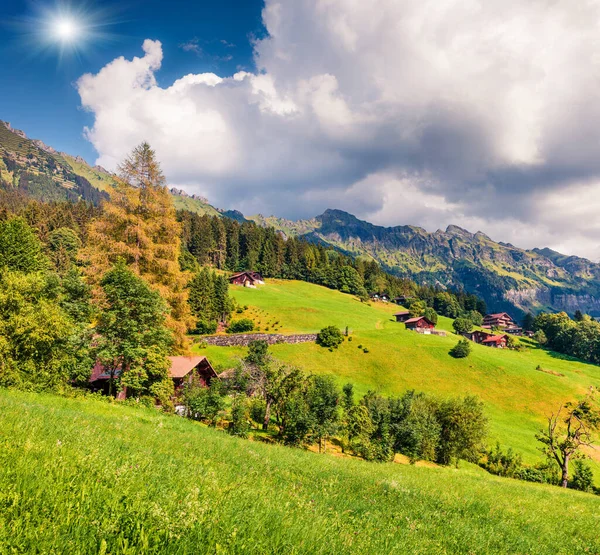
left=198, top=280, right=600, bottom=466
left=2, top=389, right=600, bottom=554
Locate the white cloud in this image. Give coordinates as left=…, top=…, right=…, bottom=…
left=78, top=0, right=600, bottom=260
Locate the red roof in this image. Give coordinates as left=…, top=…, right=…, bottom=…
left=90, top=356, right=216, bottom=382
left=482, top=335, right=508, bottom=344
left=405, top=316, right=434, bottom=325
left=485, top=313, right=513, bottom=319
left=168, top=356, right=215, bottom=378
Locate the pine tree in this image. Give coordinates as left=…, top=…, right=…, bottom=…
left=85, top=143, right=194, bottom=352
left=213, top=274, right=232, bottom=323
left=188, top=267, right=215, bottom=329
left=225, top=220, right=240, bottom=271
left=211, top=217, right=227, bottom=269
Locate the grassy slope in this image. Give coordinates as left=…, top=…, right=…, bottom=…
left=62, top=154, right=118, bottom=192
left=2, top=389, right=599, bottom=554
left=197, top=280, right=600, bottom=466
left=172, top=194, right=222, bottom=217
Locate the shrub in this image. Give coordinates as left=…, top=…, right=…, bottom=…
left=249, top=397, right=267, bottom=428
left=316, top=326, right=344, bottom=349
left=481, top=443, right=523, bottom=478
left=228, top=318, right=255, bottom=334
left=348, top=336, right=353, bottom=342
left=570, top=460, right=594, bottom=493
left=533, top=330, right=548, bottom=345
left=363, top=348, right=369, bottom=353
left=449, top=339, right=471, bottom=358
left=194, top=319, right=218, bottom=335
left=452, top=318, right=473, bottom=335
left=229, top=394, right=250, bottom=438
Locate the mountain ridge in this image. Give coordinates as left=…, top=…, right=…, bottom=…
left=2, top=118, right=599, bottom=316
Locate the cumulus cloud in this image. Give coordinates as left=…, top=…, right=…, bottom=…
left=77, top=0, right=600, bottom=260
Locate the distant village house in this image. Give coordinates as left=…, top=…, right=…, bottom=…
left=394, top=310, right=411, bottom=322
left=483, top=312, right=522, bottom=336
left=229, top=271, right=264, bottom=287
left=481, top=335, right=509, bottom=349
left=405, top=316, right=435, bottom=332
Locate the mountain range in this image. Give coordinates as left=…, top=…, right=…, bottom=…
left=2, top=119, right=600, bottom=317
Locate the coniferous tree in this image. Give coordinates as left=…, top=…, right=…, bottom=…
left=85, top=143, right=194, bottom=351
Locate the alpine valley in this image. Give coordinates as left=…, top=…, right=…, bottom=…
left=2, top=118, right=599, bottom=317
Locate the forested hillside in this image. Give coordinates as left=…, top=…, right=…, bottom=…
left=252, top=209, right=600, bottom=317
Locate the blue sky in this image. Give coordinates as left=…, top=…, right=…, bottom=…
left=0, top=0, right=265, bottom=161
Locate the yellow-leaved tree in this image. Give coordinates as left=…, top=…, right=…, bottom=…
left=85, top=142, right=194, bottom=352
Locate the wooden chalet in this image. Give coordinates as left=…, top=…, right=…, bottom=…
left=405, top=316, right=436, bottom=331
left=370, top=292, right=390, bottom=302
left=168, top=356, right=218, bottom=392
left=89, top=356, right=217, bottom=398
left=394, top=310, right=411, bottom=322
left=483, top=312, right=516, bottom=329
left=464, top=329, right=495, bottom=344
left=229, top=271, right=264, bottom=287
left=481, top=334, right=509, bottom=348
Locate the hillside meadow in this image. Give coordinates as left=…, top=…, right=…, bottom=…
left=1, top=389, right=600, bottom=554
left=196, top=280, right=600, bottom=466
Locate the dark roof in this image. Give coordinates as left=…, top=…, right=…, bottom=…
left=394, top=311, right=410, bottom=316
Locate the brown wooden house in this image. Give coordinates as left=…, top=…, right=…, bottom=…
left=405, top=316, right=436, bottom=331
left=89, top=356, right=217, bottom=398
left=229, top=271, right=264, bottom=287
left=464, top=329, right=495, bottom=344
left=169, top=356, right=218, bottom=392
left=481, top=334, right=509, bottom=348
left=483, top=312, right=516, bottom=329
left=394, top=310, right=411, bottom=322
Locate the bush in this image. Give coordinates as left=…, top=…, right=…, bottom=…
left=249, top=397, right=267, bottom=428
left=533, top=330, right=547, bottom=345
left=571, top=460, right=594, bottom=492
left=228, top=318, right=255, bottom=334
left=363, top=348, right=369, bottom=353
left=481, top=443, right=523, bottom=477
left=229, top=394, right=250, bottom=438
left=193, top=319, right=218, bottom=335
left=449, top=339, right=471, bottom=358
left=316, top=326, right=344, bottom=349
left=452, top=318, right=473, bottom=335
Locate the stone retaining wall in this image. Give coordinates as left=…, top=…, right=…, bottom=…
left=201, top=333, right=318, bottom=347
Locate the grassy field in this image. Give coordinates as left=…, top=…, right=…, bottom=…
left=196, top=280, right=600, bottom=467
left=2, top=389, right=600, bottom=554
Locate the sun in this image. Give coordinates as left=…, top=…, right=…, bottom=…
left=54, top=18, right=78, bottom=42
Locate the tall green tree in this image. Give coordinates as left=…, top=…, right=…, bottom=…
left=94, top=262, right=173, bottom=402
left=307, top=375, right=340, bottom=453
